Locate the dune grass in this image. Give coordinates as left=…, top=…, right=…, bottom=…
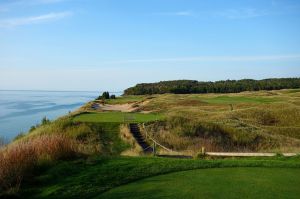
left=19, top=156, right=300, bottom=199
left=201, top=95, right=278, bottom=104
left=16, top=118, right=129, bottom=156
left=73, top=112, right=164, bottom=123
left=0, top=134, right=79, bottom=194
left=102, top=167, right=300, bottom=199
left=136, top=90, right=300, bottom=152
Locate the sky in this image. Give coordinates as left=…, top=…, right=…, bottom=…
left=0, top=0, right=300, bottom=91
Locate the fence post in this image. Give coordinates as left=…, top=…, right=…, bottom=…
left=142, top=123, right=148, bottom=139
left=153, top=141, right=156, bottom=156
left=201, top=146, right=206, bottom=155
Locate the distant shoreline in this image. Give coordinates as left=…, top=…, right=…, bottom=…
left=0, top=90, right=124, bottom=93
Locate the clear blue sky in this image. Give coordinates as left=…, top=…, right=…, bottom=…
left=0, top=0, right=300, bottom=91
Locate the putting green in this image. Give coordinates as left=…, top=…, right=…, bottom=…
left=73, top=112, right=164, bottom=123
left=100, top=168, right=300, bottom=199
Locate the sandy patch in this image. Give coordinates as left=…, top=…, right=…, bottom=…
left=90, top=100, right=150, bottom=113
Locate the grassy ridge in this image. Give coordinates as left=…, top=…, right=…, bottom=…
left=15, top=118, right=129, bottom=156
left=21, top=156, right=300, bottom=199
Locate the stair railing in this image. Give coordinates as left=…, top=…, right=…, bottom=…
left=142, top=123, right=179, bottom=155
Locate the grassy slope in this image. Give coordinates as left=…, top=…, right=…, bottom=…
left=16, top=118, right=130, bottom=156
left=133, top=89, right=300, bottom=152
left=102, top=167, right=300, bottom=199
left=21, top=156, right=300, bottom=199
left=5, top=89, right=300, bottom=198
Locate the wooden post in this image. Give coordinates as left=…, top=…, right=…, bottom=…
left=142, top=123, right=148, bottom=139
left=201, top=146, right=206, bottom=155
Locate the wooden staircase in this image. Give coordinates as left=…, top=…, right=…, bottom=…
left=129, top=123, right=153, bottom=153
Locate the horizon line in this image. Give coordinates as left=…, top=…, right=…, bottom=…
left=0, top=89, right=124, bottom=93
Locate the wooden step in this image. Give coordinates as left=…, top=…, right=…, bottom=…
left=129, top=123, right=153, bottom=153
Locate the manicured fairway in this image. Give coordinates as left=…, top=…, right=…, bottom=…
left=101, top=167, right=300, bottom=199
left=106, top=95, right=145, bottom=104
left=73, top=112, right=164, bottom=123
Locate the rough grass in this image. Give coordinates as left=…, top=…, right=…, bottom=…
left=0, top=118, right=131, bottom=197
left=20, top=156, right=300, bottom=199
left=201, top=95, right=278, bottom=104
left=135, top=90, right=300, bottom=152
left=102, top=167, right=300, bottom=199
left=73, top=112, right=164, bottom=123
left=18, top=117, right=130, bottom=156
left=0, top=134, right=79, bottom=194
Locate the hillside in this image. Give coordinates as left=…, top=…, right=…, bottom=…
left=1, top=89, right=300, bottom=198
left=107, top=89, right=300, bottom=153
left=124, top=78, right=300, bottom=95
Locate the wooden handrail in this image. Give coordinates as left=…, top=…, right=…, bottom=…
left=142, top=123, right=178, bottom=154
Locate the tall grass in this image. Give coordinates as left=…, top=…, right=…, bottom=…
left=137, top=90, right=300, bottom=152
left=0, top=134, right=79, bottom=194
left=144, top=115, right=281, bottom=152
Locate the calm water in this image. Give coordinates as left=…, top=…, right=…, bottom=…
left=0, top=90, right=120, bottom=141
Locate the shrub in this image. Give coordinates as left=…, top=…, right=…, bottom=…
left=41, top=117, right=51, bottom=125
left=96, top=91, right=110, bottom=100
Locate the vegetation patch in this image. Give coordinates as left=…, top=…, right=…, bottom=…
left=0, top=134, right=80, bottom=195
left=73, top=112, right=164, bottom=123
left=201, top=96, right=277, bottom=104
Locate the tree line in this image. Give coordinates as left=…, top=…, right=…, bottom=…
left=124, top=78, right=300, bottom=95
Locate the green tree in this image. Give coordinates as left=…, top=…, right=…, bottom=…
left=102, top=91, right=110, bottom=99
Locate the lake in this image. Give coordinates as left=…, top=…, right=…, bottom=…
left=0, top=90, right=121, bottom=141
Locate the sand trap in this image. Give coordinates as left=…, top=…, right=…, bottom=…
left=90, top=100, right=150, bottom=113
left=100, top=104, right=136, bottom=112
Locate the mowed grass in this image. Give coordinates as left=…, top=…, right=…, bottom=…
left=105, top=95, right=146, bottom=104
left=73, top=112, right=164, bottom=123
left=20, top=156, right=300, bottom=199
left=102, top=167, right=300, bottom=199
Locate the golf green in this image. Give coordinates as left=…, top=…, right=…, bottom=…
left=101, top=167, right=300, bottom=199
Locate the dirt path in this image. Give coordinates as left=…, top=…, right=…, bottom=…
left=206, top=152, right=298, bottom=157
